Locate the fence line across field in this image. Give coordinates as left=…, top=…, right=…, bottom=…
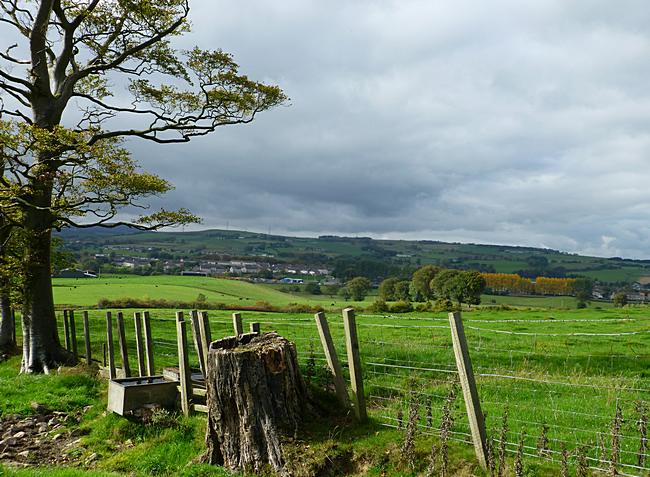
left=34, top=306, right=650, bottom=476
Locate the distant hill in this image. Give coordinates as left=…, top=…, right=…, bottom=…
left=57, top=227, right=650, bottom=284
left=57, top=225, right=143, bottom=237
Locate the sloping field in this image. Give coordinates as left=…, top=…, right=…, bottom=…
left=52, top=275, right=371, bottom=309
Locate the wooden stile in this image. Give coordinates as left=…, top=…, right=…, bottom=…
left=116, top=311, right=131, bottom=377
left=448, top=311, right=488, bottom=470
left=342, top=308, right=367, bottom=421
left=176, top=311, right=193, bottom=417
left=106, top=312, right=116, bottom=380
left=189, top=310, right=206, bottom=376
left=142, top=311, right=155, bottom=375
left=314, top=312, right=350, bottom=408
left=232, top=312, right=243, bottom=335
left=133, top=312, right=146, bottom=376
left=83, top=311, right=92, bottom=365
left=250, top=322, right=261, bottom=334
left=69, top=310, right=78, bottom=360
left=198, top=311, right=212, bottom=367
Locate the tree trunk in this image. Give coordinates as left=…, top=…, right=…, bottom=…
left=203, top=332, right=311, bottom=475
left=0, top=289, right=14, bottom=351
left=0, top=216, right=15, bottom=352
left=20, top=195, right=71, bottom=373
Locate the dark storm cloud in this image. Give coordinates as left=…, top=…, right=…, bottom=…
left=138, top=0, right=650, bottom=258
left=5, top=1, right=650, bottom=257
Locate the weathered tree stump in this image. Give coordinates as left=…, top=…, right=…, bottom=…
left=203, top=332, right=311, bottom=475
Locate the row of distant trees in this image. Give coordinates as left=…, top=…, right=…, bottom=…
left=483, top=273, right=597, bottom=305
left=379, top=266, right=486, bottom=306
left=330, top=266, right=597, bottom=306
left=324, top=266, right=487, bottom=306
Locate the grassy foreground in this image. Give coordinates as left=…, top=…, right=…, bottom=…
left=0, top=353, right=491, bottom=477
left=3, top=286, right=649, bottom=475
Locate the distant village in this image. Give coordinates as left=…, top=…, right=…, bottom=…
left=55, top=244, right=650, bottom=304
left=57, top=243, right=336, bottom=285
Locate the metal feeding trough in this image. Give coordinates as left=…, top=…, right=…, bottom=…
left=107, top=376, right=179, bottom=416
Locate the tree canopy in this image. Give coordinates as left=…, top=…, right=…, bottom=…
left=0, top=0, right=287, bottom=372
left=346, top=277, right=372, bottom=301
left=411, top=265, right=440, bottom=301
left=431, top=269, right=486, bottom=306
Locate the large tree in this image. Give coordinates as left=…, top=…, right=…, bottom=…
left=411, top=265, right=440, bottom=301
left=0, top=212, right=16, bottom=352
left=432, top=269, right=486, bottom=307
left=0, top=0, right=286, bottom=372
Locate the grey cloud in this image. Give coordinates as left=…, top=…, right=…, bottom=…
left=5, top=0, right=650, bottom=258
left=136, top=0, right=650, bottom=258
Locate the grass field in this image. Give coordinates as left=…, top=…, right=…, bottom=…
left=53, top=274, right=615, bottom=313
left=52, top=275, right=375, bottom=310
left=4, top=275, right=650, bottom=476
left=25, top=304, right=647, bottom=476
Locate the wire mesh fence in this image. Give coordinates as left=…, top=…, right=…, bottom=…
left=51, top=307, right=650, bottom=476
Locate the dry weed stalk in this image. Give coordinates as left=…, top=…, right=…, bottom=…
left=440, top=380, right=458, bottom=477
left=425, top=443, right=438, bottom=477
left=609, top=403, right=623, bottom=477
left=397, top=408, right=404, bottom=430
left=637, top=400, right=648, bottom=468
left=536, top=422, right=550, bottom=457
left=426, top=396, right=433, bottom=429
left=514, top=431, right=525, bottom=477
left=598, top=432, right=607, bottom=468
left=486, top=434, right=496, bottom=477
left=401, top=389, right=420, bottom=470
left=575, top=445, right=589, bottom=477
left=497, top=407, right=509, bottom=477
left=561, top=442, right=569, bottom=477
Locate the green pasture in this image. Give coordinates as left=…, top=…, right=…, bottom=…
left=480, top=294, right=615, bottom=309
left=7, top=274, right=650, bottom=475
left=52, top=275, right=374, bottom=309
left=31, top=303, right=649, bottom=475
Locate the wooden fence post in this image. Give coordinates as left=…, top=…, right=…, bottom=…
left=342, top=308, right=366, bottom=422
left=198, top=311, right=212, bottom=366
left=69, top=310, right=78, bottom=361
left=83, top=311, right=92, bottom=365
left=63, top=310, right=71, bottom=351
left=314, top=312, right=350, bottom=408
left=116, top=311, right=131, bottom=377
left=176, top=311, right=192, bottom=417
left=232, top=312, right=243, bottom=335
left=106, top=312, right=116, bottom=380
left=189, top=310, right=206, bottom=376
left=142, top=311, right=155, bottom=376
left=448, top=311, right=488, bottom=470
left=250, top=322, right=260, bottom=334
left=133, top=312, right=146, bottom=377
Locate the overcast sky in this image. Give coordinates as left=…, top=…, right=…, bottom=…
left=12, top=1, right=650, bottom=258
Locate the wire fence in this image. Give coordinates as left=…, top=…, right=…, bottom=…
left=53, top=308, right=650, bottom=476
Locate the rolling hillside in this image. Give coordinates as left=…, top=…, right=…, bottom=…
left=58, top=227, right=650, bottom=284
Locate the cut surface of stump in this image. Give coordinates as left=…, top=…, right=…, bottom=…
left=203, top=331, right=311, bottom=475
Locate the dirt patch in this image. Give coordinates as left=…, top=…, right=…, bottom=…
left=0, top=403, right=93, bottom=467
